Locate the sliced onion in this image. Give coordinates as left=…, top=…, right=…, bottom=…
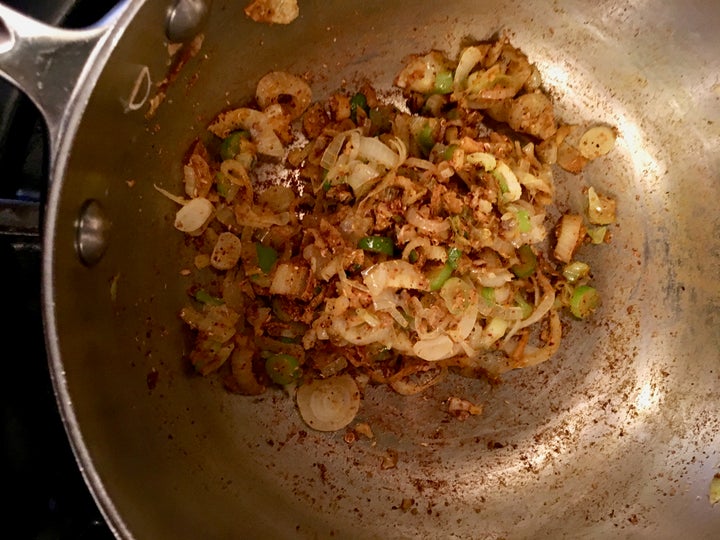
left=554, top=213, right=584, bottom=263
left=505, top=289, right=556, bottom=341
left=448, top=303, right=479, bottom=342
left=358, top=136, right=400, bottom=169
left=255, top=71, right=312, bottom=120
left=154, top=184, right=187, bottom=206
left=390, top=366, right=447, bottom=396
left=515, top=310, right=562, bottom=367
left=234, top=203, right=290, bottom=228
left=473, top=317, right=509, bottom=349
left=468, top=267, right=514, bottom=288
left=331, top=315, right=392, bottom=346
left=406, top=206, right=450, bottom=237
left=401, top=236, right=446, bottom=263
left=466, top=151, right=497, bottom=170
left=347, top=162, right=380, bottom=196
left=362, top=260, right=430, bottom=297
left=296, top=374, right=361, bottom=432
left=320, top=132, right=347, bottom=170
left=210, top=232, right=242, bottom=270
left=412, top=334, right=456, bottom=362
left=578, top=125, right=616, bottom=159
left=174, top=197, right=214, bottom=235
left=269, top=262, right=309, bottom=296
left=208, top=108, right=283, bottom=158
left=494, top=161, right=522, bottom=202
left=395, top=51, right=446, bottom=94
left=518, top=170, right=553, bottom=194
left=404, top=157, right=435, bottom=170
left=454, top=45, right=487, bottom=89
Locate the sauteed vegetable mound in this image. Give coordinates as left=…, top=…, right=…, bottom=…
left=162, top=36, right=617, bottom=432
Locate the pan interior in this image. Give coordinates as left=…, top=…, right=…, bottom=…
left=47, top=1, right=720, bottom=538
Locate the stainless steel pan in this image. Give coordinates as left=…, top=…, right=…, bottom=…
left=1, top=0, right=718, bottom=537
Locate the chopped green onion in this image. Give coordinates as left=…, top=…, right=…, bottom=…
left=358, top=235, right=394, bottom=256
left=296, top=374, right=360, bottom=431
left=442, top=144, right=458, bottom=161
left=429, top=247, right=462, bottom=291
left=215, top=173, right=230, bottom=198
left=416, top=123, right=435, bottom=156
left=447, top=246, right=462, bottom=269
left=511, top=244, right=537, bottom=278
left=481, top=286, right=495, bottom=305
left=265, top=353, right=302, bottom=385
left=272, top=297, right=292, bottom=322
left=496, top=175, right=509, bottom=194
left=194, top=289, right=224, bottom=306
left=408, top=249, right=419, bottom=264
left=569, top=285, right=599, bottom=319
left=516, top=209, right=532, bottom=233
left=433, top=70, right=454, bottom=94
left=563, top=261, right=591, bottom=284
left=220, top=130, right=249, bottom=161
left=350, top=92, right=369, bottom=123
left=587, top=226, right=607, bottom=244
left=429, top=264, right=454, bottom=292
left=255, top=243, right=278, bottom=274
left=515, top=293, right=533, bottom=319
left=466, top=152, right=497, bottom=170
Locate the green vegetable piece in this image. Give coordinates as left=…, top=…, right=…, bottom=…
left=497, top=175, right=509, bottom=194
left=215, top=173, right=229, bottom=198
left=447, top=246, right=462, bottom=269
left=416, top=123, right=435, bottom=156
left=271, top=297, right=293, bottom=322
left=516, top=208, right=532, bottom=233
left=194, top=289, right=224, bottom=306
left=265, top=353, right=302, bottom=385
left=255, top=243, right=278, bottom=274
left=587, top=226, right=607, bottom=244
left=481, top=286, right=495, bottom=305
left=408, top=249, right=419, bottom=264
left=515, top=293, right=533, bottom=319
left=569, top=285, right=599, bottom=319
left=358, top=235, right=394, bottom=256
left=433, top=70, right=454, bottom=94
left=511, top=244, right=537, bottom=278
left=350, top=92, right=369, bottom=123
left=429, top=264, right=454, bottom=292
left=220, top=130, right=249, bottom=161
left=429, top=248, right=461, bottom=291
left=442, top=144, right=458, bottom=161
left=563, top=261, right=591, bottom=284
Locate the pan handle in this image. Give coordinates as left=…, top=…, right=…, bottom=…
left=0, top=2, right=132, bottom=149
left=0, top=0, right=210, bottom=163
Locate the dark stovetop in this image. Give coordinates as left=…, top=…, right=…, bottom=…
left=1, top=1, right=120, bottom=538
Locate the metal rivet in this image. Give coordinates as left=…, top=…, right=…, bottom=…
left=166, top=0, right=212, bottom=43
left=75, top=199, right=110, bottom=267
